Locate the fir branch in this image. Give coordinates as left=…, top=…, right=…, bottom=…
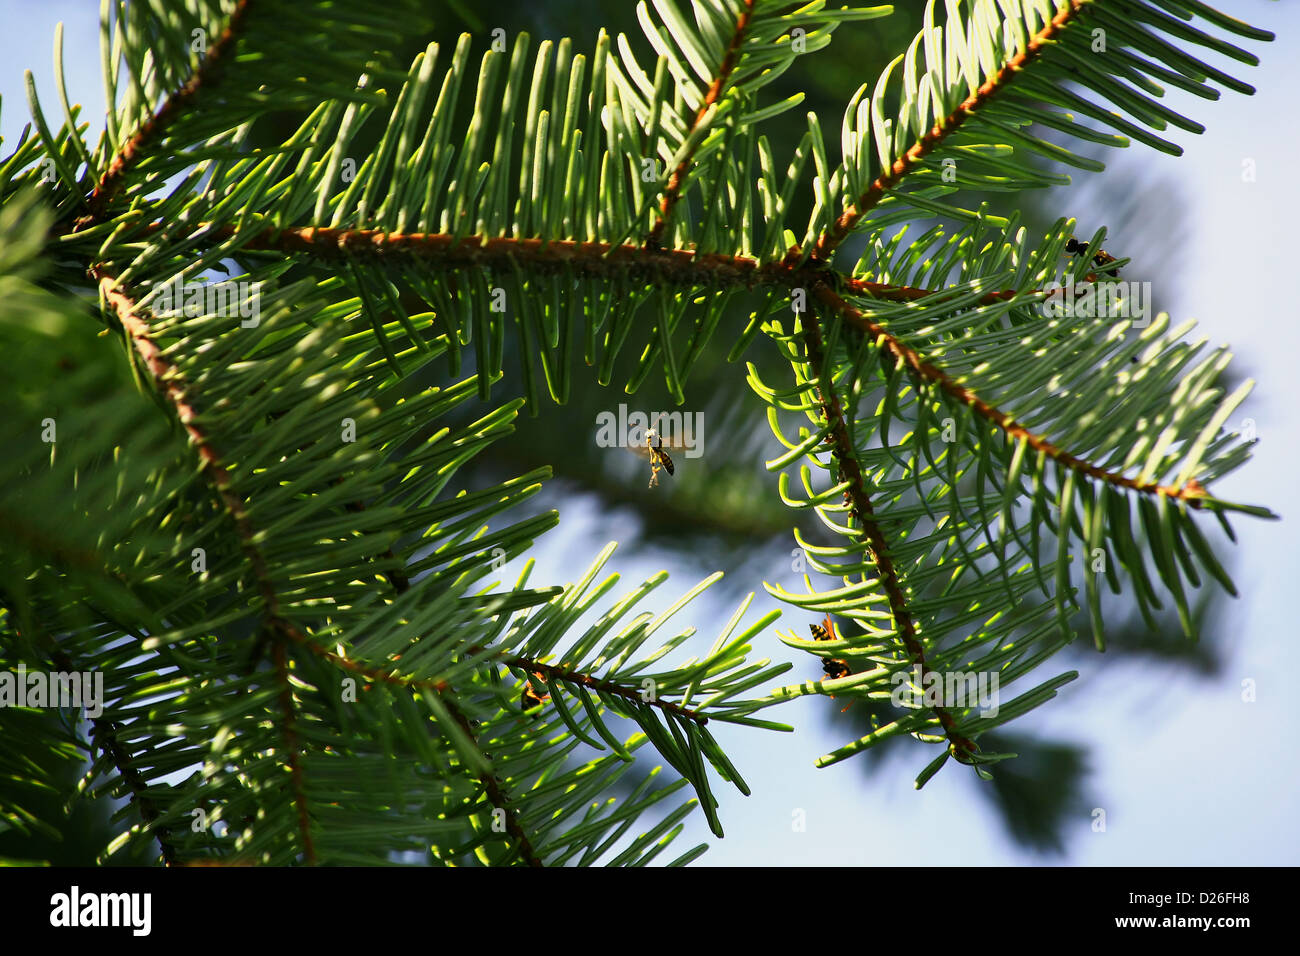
left=78, top=273, right=689, bottom=862
left=505, top=655, right=708, bottom=725
left=257, top=627, right=705, bottom=724
left=97, top=222, right=1203, bottom=505
left=276, top=637, right=707, bottom=725
left=812, top=0, right=1088, bottom=260
left=94, top=268, right=321, bottom=861
left=201, top=223, right=1201, bottom=505
left=78, top=0, right=254, bottom=227
left=5, top=0, right=1274, bottom=855
left=93, top=269, right=558, bottom=866
left=270, top=641, right=317, bottom=864
left=813, top=283, right=1212, bottom=506
left=801, top=304, right=975, bottom=760
left=29, top=637, right=180, bottom=864
left=92, top=269, right=285, bottom=601
left=225, top=225, right=788, bottom=285
left=87, top=712, right=179, bottom=866
left=129, top=222, right=1019, bottom=304
left=443, top=697, right=544, bottom=867
left=0, top=622, right=178, bottom=865
left=645, top=0, right=756, bottom=250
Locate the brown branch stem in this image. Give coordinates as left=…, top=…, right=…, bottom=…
left=504, top=655, right=708, bottom=724
left=85, top=220, right=1203, bottom=510
left=442, top=698, right=544, bottom=866
left=93, top=222, right=1202, bottom=504
left=801, top=301, right=975, bottom=758
left=813, top=283, right=1208, bottom=506
left=812, top=0, right=1088, bottom=260
left=188, top=223, right=1025, bottom=307
left=79, top=0, right=253, bottom=225
left=94, top=267, right=318, bottom=863
left=644, top=0, right=756, bottom=249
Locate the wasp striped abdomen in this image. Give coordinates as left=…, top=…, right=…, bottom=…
left=811, top=616, right=851, bottom=680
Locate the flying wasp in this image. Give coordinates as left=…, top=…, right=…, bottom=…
left=645, top=427, right=675, bottom=488
left=1064, top=235, right=1121, bottom=280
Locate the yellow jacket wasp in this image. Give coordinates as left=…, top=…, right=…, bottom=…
left=1064, top=236, right=1121, bottom=281
left=645, top=427, right=675, bottom=488
left=810, top=615, right=856, bottom=712
left=520, top=673, right=550, bottom=716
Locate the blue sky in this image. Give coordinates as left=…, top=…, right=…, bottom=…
left=2, top=0, right=1295, bottom=865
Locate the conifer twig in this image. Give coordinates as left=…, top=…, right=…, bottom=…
left=812, top=0, right=1089, bottom=260
left=94, top=267, right=319, bottom=863
left=78, top=0, right=254, bottom=226
left=813, top=283, right=1210, bottom=505
left=645, top=0, right=756, bottom=250
left=504, top=656, right=708, bottom=724
left=189, top=224, right=1201, bottom=502
left=801, top=304, right=976, bottom=759
left=442, top=698, right=544, bottom=867
left=73, top=666, right=179, bottom=866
